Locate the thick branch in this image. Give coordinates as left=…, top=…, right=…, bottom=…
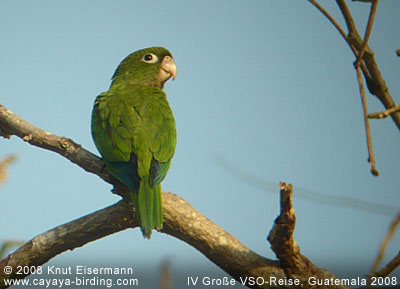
left=267, top=183, right=343, bottom=289
left=0, top=201, right=136, bottom=287
left=0, top=103, right=350, bottom=288
left=0, top=104, right=126, bottom=195
left=0, top=196, right=286, bottom=289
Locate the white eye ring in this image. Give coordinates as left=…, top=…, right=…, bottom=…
left=142, top=53, right=158, bottom=63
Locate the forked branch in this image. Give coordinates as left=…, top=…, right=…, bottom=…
left=0, top=103, right=348, bottom=289
left=309, top=0, right=400, bottom=176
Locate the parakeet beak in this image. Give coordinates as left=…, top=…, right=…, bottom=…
left=160, top=56, right=177, bottom=81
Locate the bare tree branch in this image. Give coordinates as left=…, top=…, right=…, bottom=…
left=308, top=0, right=371, bottom=86
left=370, top=212, right=400, bottom=276
left=0, top=193, right=287, bottom=289
left=356, top=65, right=379, bottom=176
left=308, top=0, right=348, bottom=42
left=336, top=0, right=358, bottom=37
left=267, top=183, right=328, bottom=288
left=354, top=0, right=379, bottom=66
left=268, top=183, right=299, bottom=272
left=0, top=104, right=119, bottom=189
left=309, top=0, right=399, bottom=177
left=309, top=1, right=400, bottom=130
left=353, top=0, right=380, bottom=176
left=0, top=103, right=350, bottom=289
left=338, top=1, right=400, bottom=130
left=372, top=251, right=400, bottom=279
left=368, top=105, right=400, bottom=119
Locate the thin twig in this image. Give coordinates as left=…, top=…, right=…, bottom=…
left=370, top=212, right=400, bottom=274
left=308, top=0, right=348, bottom=42
left=373, top=251, right=400, bottom=278
left=356, top=66, right=379, bottom=176
left=310, top=0, right=400, bottom=130
left=336, top=0, right=358, bottom=36
left=307, top=1, right=371, bottom=100
left=350, top=0, right=380, bottom=177
left=355, top=0, right=379, bottom=66
left=368, top=105, right=400, bottom=119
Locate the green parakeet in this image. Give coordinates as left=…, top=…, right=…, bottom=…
left=91, top=47, right=177, bottom=239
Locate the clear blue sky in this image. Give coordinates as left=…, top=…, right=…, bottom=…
left=1, top=0, right=399, bottom=287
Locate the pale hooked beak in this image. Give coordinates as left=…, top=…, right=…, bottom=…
left=160, top=55, right=177, bottom=81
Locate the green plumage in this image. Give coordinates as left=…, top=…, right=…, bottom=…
left=91, top=47, right=177, bottom=238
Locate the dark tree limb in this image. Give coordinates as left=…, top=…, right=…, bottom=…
left=0, top=194, right=288, bottom=289
left=336, top=0, right=400, bottom=130
left=0, top=103, right=353, bottom=289
left=267, top=183, right=342, bottom=289
left=309, top=0, right=399, bottom=177
left=268, top=183, right=299, bottom=273
left=309, top=1, right=400, bottom=131
left=0, top=201, right=136, bottom=287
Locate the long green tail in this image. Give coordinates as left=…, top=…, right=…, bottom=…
left=131, top=176, right=162, bottom=239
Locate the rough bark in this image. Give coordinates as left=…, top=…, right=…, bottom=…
left=0, top=103, right=349, bottom=289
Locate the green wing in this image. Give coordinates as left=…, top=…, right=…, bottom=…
left=91, top=85, right=176, bottom=187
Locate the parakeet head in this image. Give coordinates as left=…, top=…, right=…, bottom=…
left=111, top=47, right=177, bottom=89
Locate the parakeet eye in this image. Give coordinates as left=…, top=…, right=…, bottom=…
left=142, top=53, right=158, bottom=63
